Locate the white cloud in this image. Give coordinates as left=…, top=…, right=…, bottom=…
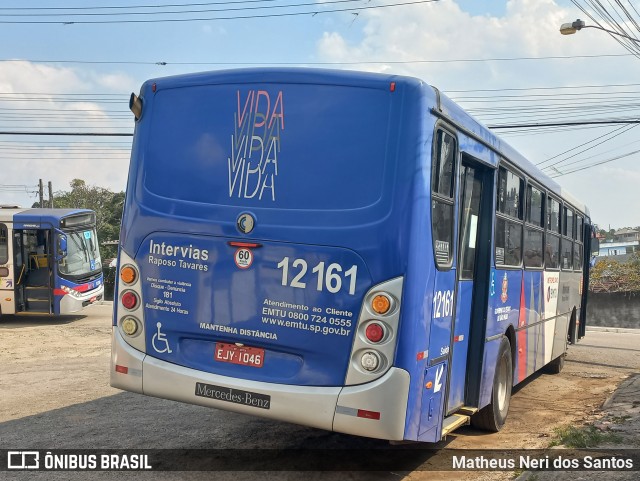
left=89, top=71, right=138, bottom=92
left=0, top=60, right=86, bottom=93
left=315, top=0, right=640, bottom=228
left=0, top=61, right=130, bottom=208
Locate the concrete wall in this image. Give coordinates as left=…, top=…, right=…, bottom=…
left=587, top=291, right=640, bottom=329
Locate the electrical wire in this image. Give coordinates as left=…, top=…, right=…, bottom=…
left=0, top=53, right=634, bottom=65
left=0, top=1, right=303, bottom=11
left=0, top=0, right=439, bottom=24
left=540, top=124, right=639, bottom=171
left=0, top=0, right=367, bottom=18
left=550, top=148, right=640, bottom=177
left=0, top=79, right=637, bottom=177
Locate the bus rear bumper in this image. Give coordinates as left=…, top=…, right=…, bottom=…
left=110, top=328, right=410, bottom=440
left=334, top=368, right=409, bottom=440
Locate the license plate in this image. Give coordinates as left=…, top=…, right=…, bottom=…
left=215, top=343, right=264, bottom=368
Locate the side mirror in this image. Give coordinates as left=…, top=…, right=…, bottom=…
left=58, top=234, right=68, bottom=258
left=591, top=237, right=600, bottom=256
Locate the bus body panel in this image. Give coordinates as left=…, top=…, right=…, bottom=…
left=448, top=282, right=473, bottom=410
left=112, top=325, right=411, bottom=440
left=416, top=362, right=448, bottom=442
left=133, top=231, right=372, bottom=386
left=0, top=220, right=16, bottom=315
left=120, top=70, right=418, bottom=263
left=111, top=328, right=145, bottom=393
left=333, top=367, right=410, bottom=440
left=391, top=103, right=437, bottom=440
left=115, top=71, right=430, bottom=395
left=520, top=271, right=545, bottom=381
left=482, top=266, right=583, bottom=403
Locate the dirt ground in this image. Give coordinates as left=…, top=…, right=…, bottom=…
left=1, top=302, right=638, bottom=480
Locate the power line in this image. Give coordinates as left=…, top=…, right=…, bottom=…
left=537, top=124, right=632, bottom=166
left=0, top=53, right=633, bottom=65
left=488, top=120, right=640, bottom=129
left=0, top=0, right=365, bottom=17
left=550, top=148, right=640, bottom=177
left=540, top=124, right=639, bottom=171
left=0, top=132, right=133, bottom=136
left=570, top=0, right=640, bottom=59
left=0, top=0, right=439, bottom=24
left=444, top=82, right=640, bottom=93
left=0, top=1, right=289, bottom=11
left=499, top=124, right=617, bottom=136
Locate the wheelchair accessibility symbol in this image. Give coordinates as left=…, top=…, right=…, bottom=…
left=152, top=322, right=172, bottom=354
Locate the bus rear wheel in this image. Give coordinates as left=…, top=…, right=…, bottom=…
left=471, top=336, right=513, bottom=432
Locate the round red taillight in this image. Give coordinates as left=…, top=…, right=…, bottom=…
left=121, top=291, right=138, bottom=310
left=365, top=323, right=385, bottom=343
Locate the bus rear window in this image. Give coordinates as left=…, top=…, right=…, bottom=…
left=144, top=83, right=391, bottom=210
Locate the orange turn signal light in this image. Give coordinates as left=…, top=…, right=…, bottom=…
left=372, top=294, right=391, bottom=315
left=120, top=265, right=137, bottom=284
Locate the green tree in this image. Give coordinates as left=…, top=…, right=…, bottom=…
left=590, top=254, right=640, bottom=293
left=54, top=179, right=124, bottom=259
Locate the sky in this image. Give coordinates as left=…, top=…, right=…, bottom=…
left=0, top=0, right=639, bottom=230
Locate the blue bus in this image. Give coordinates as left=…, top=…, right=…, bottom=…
left=111, top=69, right=595, bottom=442
left=0, top=207, right=104, bottom=316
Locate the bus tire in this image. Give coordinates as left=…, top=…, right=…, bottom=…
left=567, top=309, right=578, bottom=345
left=544, top=353, right=565, bottom=374
left=471, top=336, right=513, bottom=432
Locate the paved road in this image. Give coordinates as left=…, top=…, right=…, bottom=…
left=1, top=303, right=638, bottom=480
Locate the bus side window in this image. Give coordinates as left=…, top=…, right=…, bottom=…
left=524, top=185, right=544, bottom=268
left=545, top=196, right=561, bottom=269
left=431, top=129, right=457, bottom=269
left=0, top=224, right=7, bottom=264
left=574, top=214, right=584, bottom=270
left=561, top=206, right=574, bottom=270
left=495, top=166, right=524, bottom=266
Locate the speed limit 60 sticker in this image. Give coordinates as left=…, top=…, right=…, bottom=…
left=234, top=248, right=253, bottom=269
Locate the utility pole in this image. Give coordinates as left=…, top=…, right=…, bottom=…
left=39, top=179, right=44, bottom=208
left=48, top=181, right=54, bottom=208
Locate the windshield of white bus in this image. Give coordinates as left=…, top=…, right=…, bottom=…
left=59, top=228, right=101, bottom=277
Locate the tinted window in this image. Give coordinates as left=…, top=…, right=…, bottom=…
left=545, top=234, right=560, bottom=269
left=496, top=217, right=522, bottom=266
left=432, top=131, right=456, bottom=197
left=576, top=215, right=584, bottom=242
left=524, top=228, right=543, bottom=268
left=432, top=201, right=454, bottom=267
left=497, top=167, right=523, bottom=219
left=564, top=207, right=574, bottom=239
left=0, top=224, right=7, bottom=264
left=458, top=163, right=482, bottom=280
left=547, top=197, right=560, bottom=233
left=526, top=185, right=544, bottom=227
left=561, top=239, right=573, bottom=270
left=431, top=129, right=457, bottom=269
left=146, top=83, right=389, bottom=210
left=574, top=242, right=583, bottom=270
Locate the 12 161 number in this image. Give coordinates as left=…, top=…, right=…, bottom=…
left=277, top=257, right=358, bottom=296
